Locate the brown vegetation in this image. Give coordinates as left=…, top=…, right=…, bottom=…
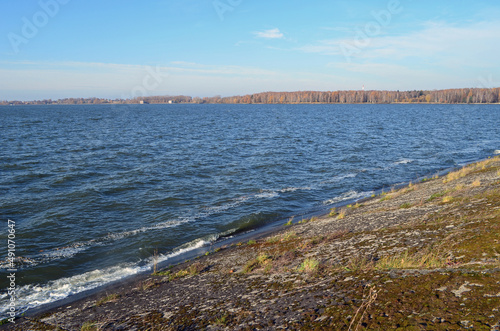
left=3, top=87, right=499, bottom=105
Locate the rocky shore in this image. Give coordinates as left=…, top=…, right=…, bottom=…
left=4, top=156, right=500, bottom=330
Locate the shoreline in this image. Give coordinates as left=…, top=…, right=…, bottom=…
left=3, top=102, right=500, bottom=106
left=3, top=155, right=500, bottom=329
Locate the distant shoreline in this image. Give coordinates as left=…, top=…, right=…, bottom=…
left=3, top=87, right=500, bottom=106
left=2, top=102, right=500, bottom=106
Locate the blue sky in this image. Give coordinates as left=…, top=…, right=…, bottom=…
left=1, top=0, right=499, bottom=100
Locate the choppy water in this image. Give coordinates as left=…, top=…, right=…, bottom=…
left=1, top=103, right=499, bottom=318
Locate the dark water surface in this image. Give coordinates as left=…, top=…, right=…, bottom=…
left=1, top=103, right=499, bottom=317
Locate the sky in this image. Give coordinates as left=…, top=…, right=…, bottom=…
left=1, top=0, right=499, bottom=100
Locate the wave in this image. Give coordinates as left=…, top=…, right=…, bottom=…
left=319, top=173, right=357, bottom=185
left=494, top=150, right=500, bottom=155
left=0, top=263, right=145, bottom=319
left=0, top=219, right=190, bottom=271
left=155, top=235, right=216, bottom=265
left=394, top=159, right=414, bottom=165
left=322, top=190, right=373, bottom=206
left=278, top=186, right=312, bottom=193
left=0, top=234, right=218, bottom=319
left=255, top=191, right=279, bottom=199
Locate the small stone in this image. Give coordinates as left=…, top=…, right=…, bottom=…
left=452, top=283, right=471, bottom=298
left=460, top=320, right=472, bottom=328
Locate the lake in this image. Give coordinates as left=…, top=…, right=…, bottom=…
left=1, top=103, right=499, bottom=317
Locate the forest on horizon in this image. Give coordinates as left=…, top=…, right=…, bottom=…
left=3, top=87, right=500, bottom=106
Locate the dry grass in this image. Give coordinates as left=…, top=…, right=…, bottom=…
left=243, top=252, right=272, bottom=273
left=379, top=194, right=393, bottom=202
left=341, top=255, right=374, bottom=272
left=472, top=179, right=481, bottom=187
left=443, top=157, right=498, bottom=183
left=348, top=285, right=378, bottom=331
left=375, top=250, right=446, bottom=270
left=442, top=196, right=454, bottom=203
left=427, top=191, right=446, bottom=202
left=399, top=202, right=412, bottom=209
left=95, top=293, right=119, bottom=307
left=81, top=321, right=98, bottom=331
left=298, top=257, right=319, bottom=274
left=337, top=209, right=347, bottom=220
left=156, top=262, right=206, bottom=281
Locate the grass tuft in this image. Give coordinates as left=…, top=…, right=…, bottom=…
left=337, top=209, right=346, bottom=220
left=243, top=252, right=272, bottom=273
left=442, top=196, right=454, bottom=203
left=96, top=293, right=119, bottom=306
left=81, top=322, right=97, bottom=331
left=376, top=250, right=446, bottom=270
left=399, top=202, right=412, bottom=209
left=427, top=191, right=446, bottom=202
left=298, top=257, right=319, bottom=274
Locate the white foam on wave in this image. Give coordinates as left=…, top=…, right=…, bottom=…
left=494, top=150, right=500, bottom=155
left=15, top=219, right=190, bottom=269
left=103, top=218, right=189, bottom=241
left=199, top=196, right=250, bottom=218
left=255, top=191, right=280, bottom=199
left=0, top=263, right=145, bottom=319
left=0, top=233, right=219, bottom=319
left=394, top=159, right=413, bottom=165
left=319, top=173, right=357, bottom=185
left=13, top=194, right=251, bottom=270
left=279, top=186, right=312, bottom=193
left=322, top=190, right=373, bottom=205
left=155, top=235, right=215, bottom=265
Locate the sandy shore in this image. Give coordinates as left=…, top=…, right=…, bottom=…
left=3, top=156, right=500, bottom=330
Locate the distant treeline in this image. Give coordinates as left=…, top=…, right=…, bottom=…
left=3, top=88, right=499, bottom=105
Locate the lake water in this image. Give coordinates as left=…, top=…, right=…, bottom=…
left=1, top=103, right=499, bottom=318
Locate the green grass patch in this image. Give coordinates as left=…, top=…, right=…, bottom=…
left=298, top=257, right=319, bottom=274
left=426, top=191, right=446, bottom=202
left=399, top=202, right=412, bottom=209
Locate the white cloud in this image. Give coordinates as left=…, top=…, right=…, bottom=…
left=254, top=28, right=284, bottom=39
left=299, top=21, right=500, bottom=68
